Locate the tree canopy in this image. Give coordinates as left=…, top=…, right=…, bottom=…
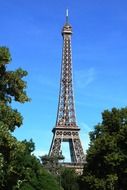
left=79, top=107, right=127, bottom=190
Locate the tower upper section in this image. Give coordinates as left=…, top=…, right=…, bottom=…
left=62, top=24, right=72, bottom=36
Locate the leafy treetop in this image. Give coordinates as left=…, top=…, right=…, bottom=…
left=0, top=47, right=30, bottom=131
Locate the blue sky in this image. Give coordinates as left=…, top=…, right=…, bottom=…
left=0, top=0, right=127, bottom=160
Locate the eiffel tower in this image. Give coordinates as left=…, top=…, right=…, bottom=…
left=49, top=10, right=85, bottom=171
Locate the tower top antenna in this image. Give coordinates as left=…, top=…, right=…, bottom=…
left=66, top=8, right=69, bottom=24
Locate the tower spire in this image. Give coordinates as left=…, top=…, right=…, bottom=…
left=66, top=8, right=69, bottom=24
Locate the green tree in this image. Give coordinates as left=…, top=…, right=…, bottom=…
left=0, top=47, right=29, bottom=132
left=79, top=107, right=127, bottom=190
left=61, top=168, right=79, bottom=190
left=0, top=47, right=61, bottom=190
left=41, top=154, right=64, bottom=175
left=0, top=46, right=30, bottom=189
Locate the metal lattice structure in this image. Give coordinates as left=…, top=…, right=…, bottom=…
left=49, top=10, right=85, bottom=165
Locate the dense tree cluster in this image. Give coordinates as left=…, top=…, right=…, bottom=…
left=79, top=107, right=127, bottom=190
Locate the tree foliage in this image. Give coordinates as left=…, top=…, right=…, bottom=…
left=79, top=107, right=127, bottom=190
left=61, top=168, right=79, bottom=190
left=41, top=154, right=64, bottom=175
left=0, top=46, right=61, bottom=190
left=0, top=47, right=29, bottom=104
left=0, top=47, right=29, bottom=132
left=41, top=155, right=79, bottom=190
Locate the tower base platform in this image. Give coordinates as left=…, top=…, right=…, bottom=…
left=61, top=162, right=84, bottom=175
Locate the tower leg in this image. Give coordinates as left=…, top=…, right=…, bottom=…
left=49, top=135, right=61, bottom=157
left=72, top=138, right=85, bottom=163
